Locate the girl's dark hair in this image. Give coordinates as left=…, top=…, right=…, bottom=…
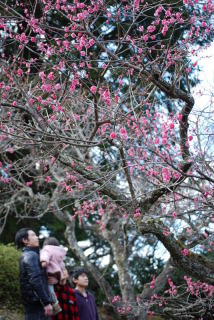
left=43, top=237, right=59, bottom=246
left=15, top=228, right=31, bottom=248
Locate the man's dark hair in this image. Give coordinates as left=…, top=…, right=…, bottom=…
left=43, top=237, right=59, bottom=247
left=15, top=228, right=31, bottom=249
left=72, top=268, right=88, bottom=283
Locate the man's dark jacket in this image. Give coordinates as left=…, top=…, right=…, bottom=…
left=19, top=246, right=51, bottom=308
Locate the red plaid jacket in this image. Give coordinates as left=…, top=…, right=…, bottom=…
left=51, top=284, right=80, bottom=320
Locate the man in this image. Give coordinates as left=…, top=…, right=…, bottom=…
left=72, top=269, right=99, bottom=320
left=15, top=228, right=53, bottom=320
left=51, top=282, right=80, bottom=320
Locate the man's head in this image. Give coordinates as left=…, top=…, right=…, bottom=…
left=72, top=268, right=89, bottom=288
left=15, top=228, right=39, bottom=249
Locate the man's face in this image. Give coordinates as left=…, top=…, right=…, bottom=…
left=75, top=273, right=89, bottom=288
left=23, top=230, right=39, bottom=247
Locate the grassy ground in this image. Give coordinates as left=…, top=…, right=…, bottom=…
left=0, top=307, right=23, bottom=320
left=0, top=307, right=164, bottom=320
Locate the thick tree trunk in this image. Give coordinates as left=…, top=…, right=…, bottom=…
left=140, top=260, right=174, bottom=300
left=101, top=215, right=141, bottom=320
left=138, top=221, right=214, bottom=284
left=65, top=221, right=115, bottom=301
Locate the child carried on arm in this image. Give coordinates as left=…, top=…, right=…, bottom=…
left=40, top=237, right=67, bottom=315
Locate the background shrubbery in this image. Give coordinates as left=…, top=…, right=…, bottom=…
left=0, top=244, right=22, bottom=309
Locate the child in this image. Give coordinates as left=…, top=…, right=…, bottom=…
left=40, top=237, right=67, bottom=315
left=72, top=268, right=99, bottom=320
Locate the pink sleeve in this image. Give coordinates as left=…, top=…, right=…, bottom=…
left=60, top=260, right=66, bottom=271
left=40, top=248, right=51, bottom=263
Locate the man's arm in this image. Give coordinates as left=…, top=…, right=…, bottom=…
left=24, top=251, right=51, bottom=306
left=44, top=304, right=53, bottom=316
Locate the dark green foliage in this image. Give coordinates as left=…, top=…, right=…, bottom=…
left=0, top=212, right=66, bottom=245
left=0, top=216, right=40, bottom=245
left=0, top=244, right=23, bottom=309
left=129, top=255, right=164, bottom=293
left=41, top=212, right=67, bottom=244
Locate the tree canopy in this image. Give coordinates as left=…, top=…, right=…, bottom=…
left=0, top=0, right=214, bottom=319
